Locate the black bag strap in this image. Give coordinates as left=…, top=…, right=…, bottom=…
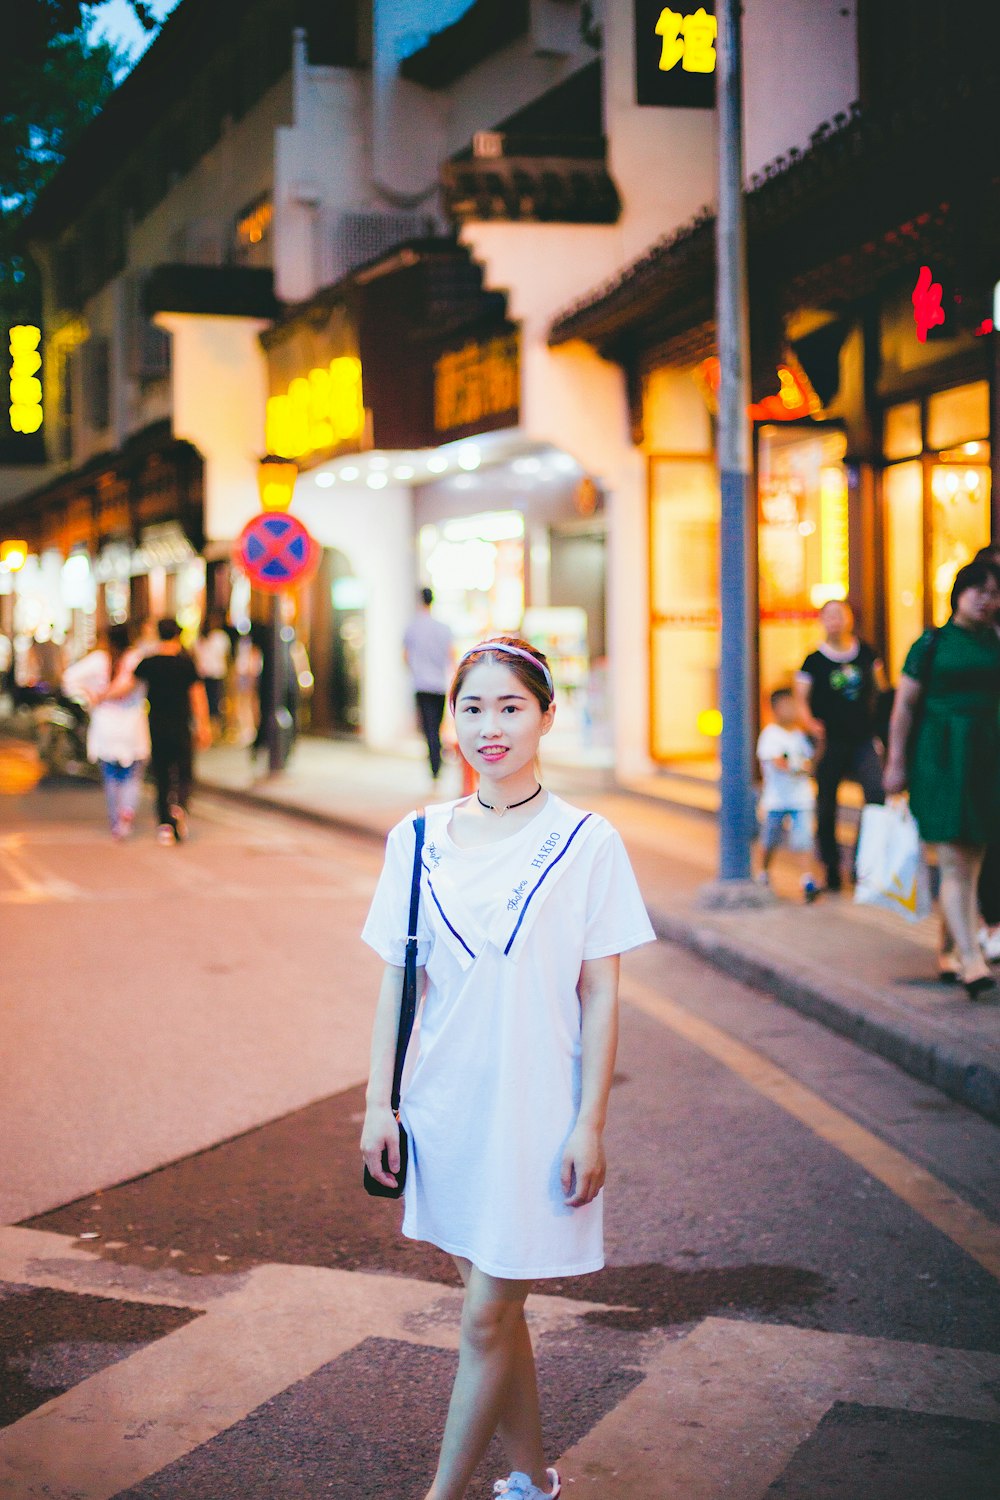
left=390, top=810, right=425, bottom=1113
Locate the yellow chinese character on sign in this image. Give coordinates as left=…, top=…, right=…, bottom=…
left=655, top=6, right=717, bottom=74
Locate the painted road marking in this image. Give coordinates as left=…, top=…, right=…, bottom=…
left=2, top=1228, right=998, bottom=1500
left=560, top=1315, right=1000, bottom=1498
left=0, top=1227, right=604, bottom=1500
left=623, top=978, right=1000, bottom=1281
left=0, top=841, right=81, bottom=902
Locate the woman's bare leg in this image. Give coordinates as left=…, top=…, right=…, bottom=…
left=936, top=842, right=988, bottom=981
left=425, top=1261, right=549, bottom=1500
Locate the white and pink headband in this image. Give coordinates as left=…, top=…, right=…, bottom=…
left=458, top=640, right=555, bottom=699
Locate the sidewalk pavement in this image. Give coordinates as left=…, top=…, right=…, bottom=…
left=195, top=734, right=1000, bottom=1126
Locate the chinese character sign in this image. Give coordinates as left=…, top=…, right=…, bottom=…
left=9, top=325, right=43, bottom=435
left=434, top=334, right=519, bottom=435
left=655, top=6, right=717, bottom=73
left=636, top=0, right=716, bottom=107
left=912, top=265, right=945, bottom=343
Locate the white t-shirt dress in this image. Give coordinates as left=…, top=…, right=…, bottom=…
left=361, top=793, right=656, bottom=1280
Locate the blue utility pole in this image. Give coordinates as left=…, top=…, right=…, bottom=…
left=714, top=0, right=756, bottom=882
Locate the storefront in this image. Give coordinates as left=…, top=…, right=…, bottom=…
left=260, top=238, right=614, bottom=761
left=551, top=87, right=1000, bottom=770
left=413, top=444, right=610, bottom=762
left=0, top=424, right=205, bottom=664
left=882, top=380, right=991, bottom=676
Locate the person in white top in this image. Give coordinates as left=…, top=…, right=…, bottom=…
left=61, top=624, right=150, bottom=839
left=403, top=587, right=455, bottom=781
left=362, top=635, right=654, bottom=1500
left=192, top=613, right=231, bottom=737
left=756, top=687, right=819, bottom=901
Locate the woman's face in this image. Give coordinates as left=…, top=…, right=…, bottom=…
left=954, top=577, right=1000, bottom=627
left=453, top=661, right=554, bottom=779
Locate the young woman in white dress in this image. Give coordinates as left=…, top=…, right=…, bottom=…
left=361, top=636, right=654, bottom=1500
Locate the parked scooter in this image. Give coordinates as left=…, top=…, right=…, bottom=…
left=31, top=690, right=90, bottom=777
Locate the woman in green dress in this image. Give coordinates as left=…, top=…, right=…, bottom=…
left=884, top=559, right=1000, bottom=999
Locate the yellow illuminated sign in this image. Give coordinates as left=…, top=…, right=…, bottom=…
left=266, top=356, right=365, bottom=460
left=655, top=7, right=717, bottom=74
left=9, top=325, right=43, bottom=434
left=434, top=334, right=519, bottom=433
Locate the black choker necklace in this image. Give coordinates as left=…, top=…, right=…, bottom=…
left=477, top=784, right=543, bottom=817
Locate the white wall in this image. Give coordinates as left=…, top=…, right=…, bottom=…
left=155, top=313, right=269, bottom=546
left=274, top=32, right=375, bottom=303
left=128, top=75, right=292, bottom=277
left=603, top=0, right=718, bottom=263
left=292, top=474, right=415, bottom=748
left=743, top=0, right=859, bottom=177
left=461, top=219, right=653, bottom=775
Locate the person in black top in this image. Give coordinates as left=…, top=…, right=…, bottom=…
left=106, top=618, right=211, bottom=843
left=794, top=600, right=889, bottom=891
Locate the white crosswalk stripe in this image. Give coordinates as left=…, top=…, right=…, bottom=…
left=1, top=1227, right=998, bottom=1500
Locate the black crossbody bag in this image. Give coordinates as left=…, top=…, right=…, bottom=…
left=363, top=811, right=425, bottom=1199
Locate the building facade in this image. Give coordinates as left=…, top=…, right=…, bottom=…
left=549, top=0, right=1000, bottom=773
left=7, top=0, right=981, bottom=780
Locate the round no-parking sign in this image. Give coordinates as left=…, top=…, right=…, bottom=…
left=235, top=512, right=321, bottom=593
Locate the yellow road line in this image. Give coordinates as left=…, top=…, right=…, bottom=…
left=622, top=978, right=1000, bottom=1282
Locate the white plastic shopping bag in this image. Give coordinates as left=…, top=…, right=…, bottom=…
left=854, top=801, right=932, bottom=923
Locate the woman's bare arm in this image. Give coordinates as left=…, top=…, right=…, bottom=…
left=562, top=953, right=620, bottom=1208
left=884, top=674, right=922, bottom=794
left=360, top=961, right=424, bottom=1189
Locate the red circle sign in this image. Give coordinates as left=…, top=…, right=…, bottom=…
left=235, top=512, right=321, bottom=593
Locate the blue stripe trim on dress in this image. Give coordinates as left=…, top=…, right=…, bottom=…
left=504, top=814, right=593, bottom=956
left=427, top=877, right=477, bottom=960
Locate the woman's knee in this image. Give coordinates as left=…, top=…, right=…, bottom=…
left=460, top=1278, right=529, bottom=1354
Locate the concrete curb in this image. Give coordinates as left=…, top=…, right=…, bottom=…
left=197, top=778, right=1000, bottom=1127
left=647, top=906, right=1000, bottom=1126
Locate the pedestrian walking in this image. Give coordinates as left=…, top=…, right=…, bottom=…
left=192, top=612, right=231, bottom=738
left=884, top=560, right=1000, bottom=998
left=61, top=624, right=150, bottom=840
left=361, top=635, right=655, bottom=1500
left=755, top=687, right=818, bottom=901
left=794, top=600, right=888, bottom=891
left=971, top=544, right=1000, bottom=961
left=105, top=618, right=211, bottom=844
left=403, top=587, right=454, bottom=783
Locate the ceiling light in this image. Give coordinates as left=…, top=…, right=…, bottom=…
left=367, top=472, right=389, bottom=489
left=512, top=456, right=541, bottom=475
left=340, top=465, right=360, bottom=481
left=457, top=445, right=481, bottom=471
left=426, top=454, right=448, bottom=473
left=316, top=472, right=336, bottom=488
left=393, top=464, right=415, bottom=480
left=368, top=454, right=389, bottom=469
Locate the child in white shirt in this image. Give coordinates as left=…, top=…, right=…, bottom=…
left=757, top=687, right=819, bottom=901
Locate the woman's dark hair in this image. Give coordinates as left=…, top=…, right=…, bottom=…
left=106, top=623, right=132, bottom=678
left=448, top=634, right=553, bottom=713
left=950, top=559, right=1000, bottom=613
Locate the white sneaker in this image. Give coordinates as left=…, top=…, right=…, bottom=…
left=981, top=926, right=1000, bottom=963
left=493, top=1470, right=561, bottom=1499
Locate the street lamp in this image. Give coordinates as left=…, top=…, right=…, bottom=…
left=257, top=458, right=298, bottom=513
left=256, top=457, right=297, bottom=773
